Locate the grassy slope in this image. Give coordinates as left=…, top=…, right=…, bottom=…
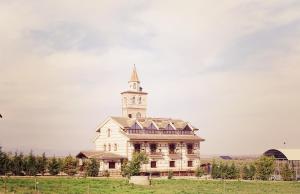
left=0, top=177, right=299, bottom=194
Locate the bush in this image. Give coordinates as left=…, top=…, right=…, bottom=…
left=195, top=166, right=204, bottom=178
left=280, top=163, right=294, bottom=181
left=168, top=170, right=173, bottom=179
left=63, top=155, right=77, bottom=176
left=48, top=157, right=60, bottom=175
left=255, top=156, right=275, bottom=180
left=86, top=158, right=99, bottom=177
left=103, top=170, right=110, bottom=177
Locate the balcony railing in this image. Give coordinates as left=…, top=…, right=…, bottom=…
left=127, top=129, right=193, bottom=135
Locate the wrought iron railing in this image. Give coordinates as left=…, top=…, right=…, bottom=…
left=127, top=129, right=193, bottom=135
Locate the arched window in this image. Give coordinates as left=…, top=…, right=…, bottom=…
left=133, top=83, right=136, bottom=89
left=108, top=144, right=111, bottom=151
left=136, top=112, right=141, bottom=118
left=104, top=144, right=106, bottom=151
left=138, top=96, right=142, bottom=104
left=114, top=144, right=117, bottom=151
left=107, top=128, right=111, bottom=137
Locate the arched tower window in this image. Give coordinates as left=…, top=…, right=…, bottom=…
left=138, top=96, right=142, bottom=104
left=133, top=83, right=136, bottom=89
left=131, top=97, right=135, bottom=104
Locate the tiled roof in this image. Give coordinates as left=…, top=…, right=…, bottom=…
left=76, top=151, right=125, bottom=160
left=129, top=65, right=140, bottom=83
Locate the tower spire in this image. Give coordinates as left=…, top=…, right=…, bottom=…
left=129, top=64, right=140, bottom=83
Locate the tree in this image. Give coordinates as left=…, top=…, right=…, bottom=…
left=122, top=152, right=148, bottom=177
left=280, top=163, right=294, bottom=181
left=24, top=151, right=37, bottom=176
left=36, top=153, right=47, bottom=175
left=0, top=147, right=11, bottom=175
left=11, top=152, right=25, bottom=176
left=48, top=157, right=60, bottom=176
left=86, top=158, right=99, bottom=177
left=227, top=163, right=239, bottom=179
left=255, top=156, right=275, bottom=180
left=63, top=155, right=77, bottom=176
left=249, top=164, right=256, bottom=180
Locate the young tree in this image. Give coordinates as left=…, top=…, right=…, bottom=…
left=211, top=160, right=220, bottom=179
left=227, top=163, right=239, bottom=179
left=36, top=153, right=47, bottom=175
left=24, top=151, right=37, bottom=176
left=48, top=157, right=60, bottom=176
left=195, top=166, right=204, bottom=178
left=0, top=147, right=11, bottom=175
left=86, top=158, right=99, bottom=177
left=255, top=156, right=275, bottom=180
left=280, top=163, right=294, bottom=181
left=249, top=164, right=256, bottom=180
left=122, top=152, right=148, bottom=177
left=11, top=152, right=25, bottom=176
left=63, top=155, right=77, bottom=176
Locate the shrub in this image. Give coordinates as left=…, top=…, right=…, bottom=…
left=86, top=158, right=99, bottom=177
left=195, top=166, right=204, bottom=178
left=48, top=157, right=60, bottom=176
left=168, top=170, right=173, bottom=179
left=255, top=156, right=275, bottom=180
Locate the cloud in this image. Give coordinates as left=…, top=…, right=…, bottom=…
left=0, top=0, right=300, bottom=155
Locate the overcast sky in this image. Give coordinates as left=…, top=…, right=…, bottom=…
left=1, top=0, right=300, bottom=156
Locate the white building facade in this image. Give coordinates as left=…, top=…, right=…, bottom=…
left=77, top=66, right=205, bottom=176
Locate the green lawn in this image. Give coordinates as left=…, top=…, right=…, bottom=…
left=0, top=177, right=299, bottom=194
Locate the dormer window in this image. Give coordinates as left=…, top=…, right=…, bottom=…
left=148, top=123, right=158, bottom=130
left=166, top=124, right=175, bottom=130
left=131, top=122, right=142, bottom=130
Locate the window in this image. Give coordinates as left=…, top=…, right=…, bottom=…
left=187, top=144, right=193, bottom=154
left=133, top=83, right=136, bottom=89
left=136, top=112, right=141, bottom=118
left=169, top=144, right=176, bottom=154
left=188, top=161, right=193, bottom=167
left=104, top=144, right=106, bottom=151
left=169, top=161, right=175, bottom=167
left=151, top=161, right=157, bottom=168
left=107, top=129, right=111, bottom=137
left=138, top=96, right=142, bottom=104
left=134, top=144, right=141, bottom=153
left=114, top=144, right=117, bottom=151
left=108, top=144, right=111, bottom=151
left=109, top=162, right=115, bottom=169
left=150, top=144, right=157, bottom=153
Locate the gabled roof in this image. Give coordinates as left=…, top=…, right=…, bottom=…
left=126, top=134, right=204, bottom=141
left=109, top=116, right=199, bottom=131
left=129, top=64, right=140, bottom=83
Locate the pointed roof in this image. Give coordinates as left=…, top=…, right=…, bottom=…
left=129, top=64, right=140, bottom=83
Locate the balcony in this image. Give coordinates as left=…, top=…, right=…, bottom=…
left=127, top=129, right=193, bottom=135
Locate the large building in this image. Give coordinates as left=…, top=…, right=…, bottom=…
left=77, top=66, right=205, bottom=176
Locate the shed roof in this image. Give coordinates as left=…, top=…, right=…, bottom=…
left=76, top=151, right=125, bottom=160
left=264, top=149, right=300, bottom=161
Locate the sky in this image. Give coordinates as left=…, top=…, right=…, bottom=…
left=1, top=0, right=300, bottom=156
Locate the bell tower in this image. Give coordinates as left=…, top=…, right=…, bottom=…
left=121, top=65, right=148, bottom=118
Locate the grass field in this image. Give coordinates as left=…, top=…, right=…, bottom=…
left=0, top=177, right=299, bottom=194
